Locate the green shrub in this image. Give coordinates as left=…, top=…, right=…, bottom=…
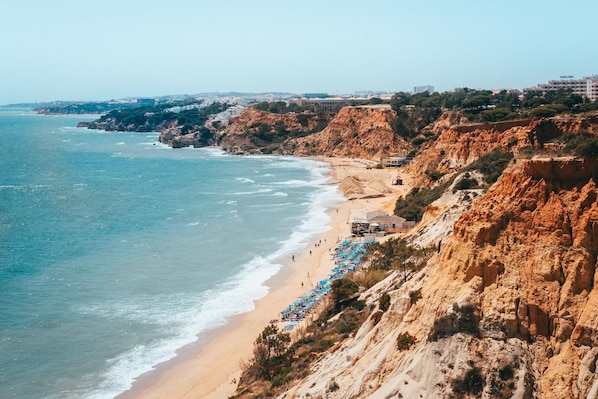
left=499, top=364, right=515, bottom=381
left=327, top=378, right=340, bottom=392
left=425, top=169, right=445, bottom=181
left=371, top=310, right=384, bottom=326
left=394, top=182, right=449, bottom=222
left=409, top=289, right=422, bottom=305
left=356, top=269, right=388, bottom=289
left=464, top=150, right=513, bottom=184
left=454, top=175, right=479, bottom=191
left=564, top=135, right=598, bottom=157
left=379, top=293, right=391, bottom=312
left=430, top=303, right=480, bottom=340
left=396, top=332, right=416, bottom=350
left=336, top=308, right=364, bottom=334
left=453, top=367, right=485, bottom=395
left=331, top=278, right=359, bottom=309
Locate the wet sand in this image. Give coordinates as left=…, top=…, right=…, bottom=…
left=119, top=158, right=407, bottom=399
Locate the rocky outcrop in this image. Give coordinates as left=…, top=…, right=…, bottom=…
left=222, top=108, right=328, bottom=136
left=83, top=116, right=177, bottom=133
left=218, top=109, right=331, bottom=154
left=280, top=105, right=412, bottom=160
left=216, top=105, right=412, bottom=158
left=406, top=112, right=598, bottom=184
left=278, top=157, right=598, bottom=399
left=158, top=127, right=215, bottom=148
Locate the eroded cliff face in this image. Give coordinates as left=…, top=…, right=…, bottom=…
left=218, top=109, right=331, bottom=154
left=278, top=158, right=598, bottom=399
left=406, top=112, right=598, bottom=184
left=280, top=105, right=412, bottom=160
left=223, top=108, right=330, bottom=136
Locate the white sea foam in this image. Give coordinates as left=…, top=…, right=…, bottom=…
left=80, top=256, right=279, bottom=399
left=231, top=188, right=273, bottom=196
left=83, top=159, right=340, bottom=399
left=2, top=114, right=344, bottom=399
left=235, top=177, right=255, bottom=184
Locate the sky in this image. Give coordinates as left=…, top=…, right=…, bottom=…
left=1, top=0, right=597, bottom=105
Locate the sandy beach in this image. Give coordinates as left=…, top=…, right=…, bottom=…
left=118, top=158, right=408, bottom=399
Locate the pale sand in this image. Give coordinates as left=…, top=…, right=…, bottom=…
left=119, top=158, right=409, bottom=399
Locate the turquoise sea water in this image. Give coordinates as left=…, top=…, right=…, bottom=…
left=0, top=109, right=341, bottom=399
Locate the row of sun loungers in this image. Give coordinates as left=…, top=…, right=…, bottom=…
left=278, top=237, right=375, bottom=329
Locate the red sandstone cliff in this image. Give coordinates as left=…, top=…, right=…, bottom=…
left=278, top=158, right=598, bottom=399
left=406, top=112, right=598, bottom=184
left=216, top=105, right=412, bottom=159
left=223, top=108, right=330, bottom=136
left=218, top=109, right=331, bottom=154
left=282, top=105, right=412, bottom=160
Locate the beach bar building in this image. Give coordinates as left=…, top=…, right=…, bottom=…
left=350, top=210, right=415, bottom=236
left=349, top=210, right=369, bottom=236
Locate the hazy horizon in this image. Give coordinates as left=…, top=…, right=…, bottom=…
left=1, top=0, right=597, bottom=105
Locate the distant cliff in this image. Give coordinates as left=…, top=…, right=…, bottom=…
left=216, top=105, right=412, bottom=159
left=78, top=101, right=230, bottom=147
left=217, top=108, right=331, bottom=154
left=281, top=105, right=412, bottom=160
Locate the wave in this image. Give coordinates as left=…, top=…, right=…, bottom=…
left=78, top=256, right=279, bottom=399
left=230, top=188, right=273, bottom=196
left=0, top=184, right=52, bottom=190
left=235, top=177, right=255, bottom=184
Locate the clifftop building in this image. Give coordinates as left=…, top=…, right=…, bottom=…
left=413, top=85, right=434, bottom=94
left=529, top=76, right=598, bottom=102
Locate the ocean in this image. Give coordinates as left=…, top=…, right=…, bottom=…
left=0, top=108, right=341, bottom=399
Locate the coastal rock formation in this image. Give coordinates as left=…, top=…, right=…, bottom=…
left=406, top=112, right=598, bottom=184
left=277, top=157, right=598, bottom=399
left=83, top=116, right=178, bottom=133
left=281, top=105, right=412, bottom=160
left=219, top=109, right=331, bottom=154
left=216, top=105, right=412, bottom=158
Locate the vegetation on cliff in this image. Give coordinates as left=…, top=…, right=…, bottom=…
left=232, top=239, right=431, bottom=399
left=35, top=100, right=144, bottom=115
left=394, top=150, right=513, bottom=221
left=463, top=150, right=514, bottom=183
left=80, top=100, right=229, bottom=134
left=394, top=182, right=450, bottom=222
left=241, top=118, right=328, bottom=154
left=253, top=100, right=344, bottom=115
left=220, top=105, right=333, bottom=154
left=391, top=88, right=596, bottom=132
left=562, top=133, right=598, bottom=157
left=233, top=289, right=371, bottom=398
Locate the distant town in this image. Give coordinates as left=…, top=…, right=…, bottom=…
left=6, top=75, right=597, bottom=112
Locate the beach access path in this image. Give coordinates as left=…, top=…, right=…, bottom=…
left=119, top=157, right=410, bottom=399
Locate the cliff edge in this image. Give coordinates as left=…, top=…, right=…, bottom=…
left=277, top=157, right=598, bottom=399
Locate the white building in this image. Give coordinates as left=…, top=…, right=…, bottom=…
left=531, top=76, right=598, bottom=102
left=349, top=210, right=415, bottom=236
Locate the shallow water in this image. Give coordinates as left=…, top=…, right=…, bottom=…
left=0, top=108, right=341, bottom=399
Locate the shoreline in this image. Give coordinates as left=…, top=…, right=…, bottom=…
left=118, top=157, right=406, bottom=399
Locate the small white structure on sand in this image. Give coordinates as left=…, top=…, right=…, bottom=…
left=349, top=210, right=415, bottom=236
